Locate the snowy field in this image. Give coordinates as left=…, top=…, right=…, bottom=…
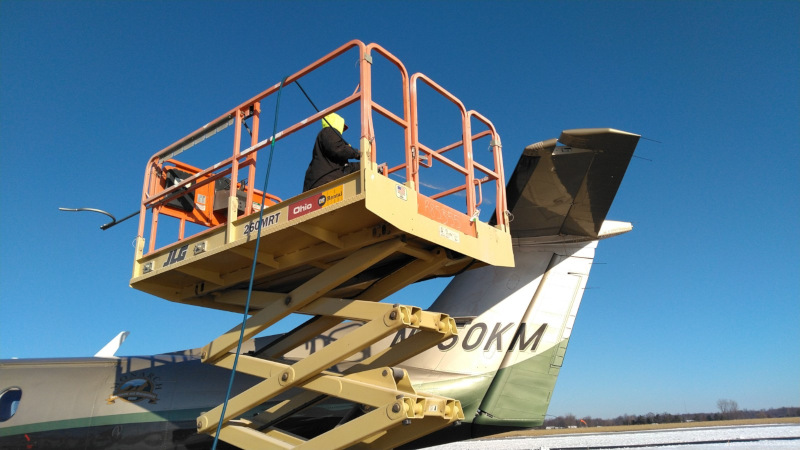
left=425, top=424, right=800, bottom=449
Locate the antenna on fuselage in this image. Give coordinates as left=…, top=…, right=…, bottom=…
left=95, top=331, right=130, bottom=358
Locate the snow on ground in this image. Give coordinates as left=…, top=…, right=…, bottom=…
left=425, top=424, right=800, bottom=449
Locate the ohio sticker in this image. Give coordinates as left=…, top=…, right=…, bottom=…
left=288, top=185, right=344, bottom=220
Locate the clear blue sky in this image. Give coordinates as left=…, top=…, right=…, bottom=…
left=1, top=1, right=798, bottom=420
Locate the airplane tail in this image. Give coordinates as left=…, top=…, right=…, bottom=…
left=428, top=239, right=600, bottom=427
left=399, top=234, right=617, bottom=429
left=404, top=128, right=640, bottom=429
left=473, top=246, right=590, bottom=428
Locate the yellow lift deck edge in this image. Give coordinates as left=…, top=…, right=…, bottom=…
left=130, top=161, right=512, bottom=310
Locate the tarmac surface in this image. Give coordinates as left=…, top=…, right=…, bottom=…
left=425, top=423, right=800, bottom=449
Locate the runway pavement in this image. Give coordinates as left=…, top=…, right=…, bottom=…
left=425, top=423, right=800, bottom=449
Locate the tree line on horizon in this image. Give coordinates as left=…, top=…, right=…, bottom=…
left=542, top=404, right=799, bottom=428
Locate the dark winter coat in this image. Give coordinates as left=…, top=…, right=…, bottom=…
left=303, top=127, right=360, bottom=191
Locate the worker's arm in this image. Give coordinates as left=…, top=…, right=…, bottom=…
left=319, top=128, right=359, bottom=162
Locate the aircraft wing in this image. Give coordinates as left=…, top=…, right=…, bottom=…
left=504, top=128, right=640, bottom=238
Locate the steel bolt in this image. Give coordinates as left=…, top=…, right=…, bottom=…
left=389, top=311, right=397, bottom=320
left=392, top=403, right=401, bottom=413
left=281, top=373, right=289, bottom=382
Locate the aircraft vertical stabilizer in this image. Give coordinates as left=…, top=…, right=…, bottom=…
left=405, top=128, right=639, bottom=435
left=472, top=241, right=596, bottom=427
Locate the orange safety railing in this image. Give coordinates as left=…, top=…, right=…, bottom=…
left=135, top=40, right=507, bottom=257
left=409, top=74, right=506, bottom=225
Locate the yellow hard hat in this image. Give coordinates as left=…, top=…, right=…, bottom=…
left=321, top=113, right=348, bottom=134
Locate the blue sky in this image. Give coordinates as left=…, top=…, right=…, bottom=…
left=1, top=1, right=797, bottom=420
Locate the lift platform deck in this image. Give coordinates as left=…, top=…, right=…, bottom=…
left=127, top=41, right=514, bottom=449
left=130, top=163, right=511, bottom=311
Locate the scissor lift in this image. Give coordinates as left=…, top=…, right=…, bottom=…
left=129, top=41, right=513, bottom=449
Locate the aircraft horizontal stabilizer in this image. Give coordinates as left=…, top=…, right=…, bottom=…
left=504, top=128, right=640, bottom=239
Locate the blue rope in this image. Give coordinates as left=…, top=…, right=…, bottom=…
left=212, top=76, right=288, bottom=449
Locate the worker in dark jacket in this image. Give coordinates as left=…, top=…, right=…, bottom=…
left=303, top=113, right=360, bottom=191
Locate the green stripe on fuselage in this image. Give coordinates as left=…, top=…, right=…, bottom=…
left=0, top=408, right=203, bottom=437
left=415, top=372, right=495, bottom=422
left=472, top=338, right=568, bottom=428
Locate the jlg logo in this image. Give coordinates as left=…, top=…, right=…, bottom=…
left=163, top=245, right=188, bottom=267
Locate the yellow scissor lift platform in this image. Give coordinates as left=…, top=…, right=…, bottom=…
left=129, top=41, right=513, bottom=449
